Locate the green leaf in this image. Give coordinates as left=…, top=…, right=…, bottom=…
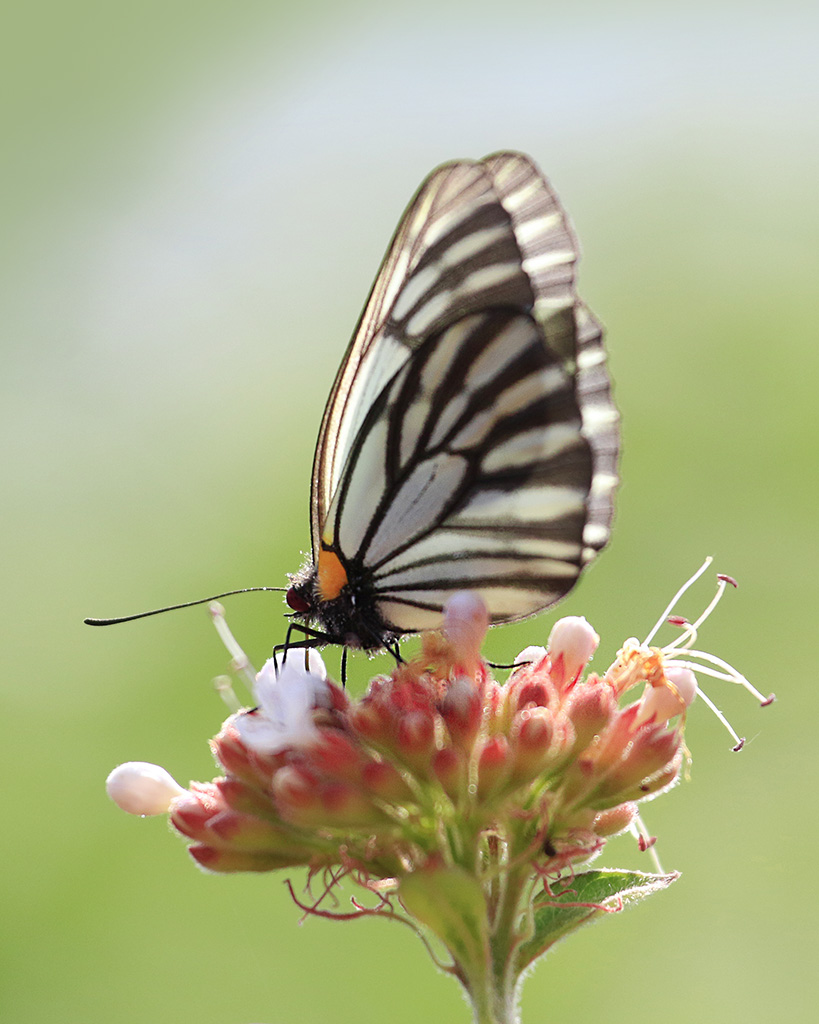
left=398, top=865, right=490, bottom=970
left=516, top=868, right=679, bottom=972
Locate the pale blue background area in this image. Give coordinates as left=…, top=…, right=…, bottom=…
left=2, top=2, right=817, bottom=1021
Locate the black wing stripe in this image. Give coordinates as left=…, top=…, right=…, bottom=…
left=331, top=310, right=592, bottom=583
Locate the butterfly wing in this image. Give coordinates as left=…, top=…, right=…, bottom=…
left=309, top=152, right=618, bottom=633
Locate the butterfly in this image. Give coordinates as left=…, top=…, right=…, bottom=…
left=281, top=152, right=619, bottom=657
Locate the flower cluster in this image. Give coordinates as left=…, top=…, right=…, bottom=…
left=106, top=562, right=772, bottom=1023
left=108, top=570, right=766, bottom=884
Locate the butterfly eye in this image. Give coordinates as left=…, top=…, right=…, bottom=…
left=286, top=587, right=312, bottom=614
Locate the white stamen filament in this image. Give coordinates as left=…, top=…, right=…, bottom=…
left=213, top=674, right=242, bottom=713
left=669, top=649, right=769, bottom=703
left=662, top=575, right=729, bottom=655
left=643, top=556, right=712, bottom=647
left=691, top=686, right=745, bottom=750
left=210, top=601, right=257, bottom=692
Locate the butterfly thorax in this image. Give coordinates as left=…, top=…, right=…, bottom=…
left=286, top=556, right=400, bottom=651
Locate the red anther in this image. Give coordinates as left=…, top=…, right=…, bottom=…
left=666, top=615, right=689, bottom=627
left=732, top=737, right=746, bottom=752
left=761, top=693, right=776, bottom=707
left=637, top=834, right=657, bottom=851
left=717, top=574, right=738, bottom=588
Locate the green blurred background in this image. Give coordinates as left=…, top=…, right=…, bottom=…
left=3, top=1, right=817, bottom=1021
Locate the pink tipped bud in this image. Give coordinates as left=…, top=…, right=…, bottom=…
left=477, top=735, right=510, bottom=800
left=444, top=591, right=489, bottom=672
left=270, top=765, right=323, bottom=820
left=348, top=699, right=390, bottom=744
left=548, top=616, right=599, bottom=689
left=636, top=667, right=698, bottom=725
left=396, top=709, right=436, bottom=769
left=595, top=727, right=681, bottom=804
left=308, top=729, right=368, bottom=783
left=106, top=762, right=186, bottom=816
left=188, top=845, right=307, bottom=873
left=170, top=784, right=227, bottom=840
left=508, top=707, right=563, bottom=784
left=593, top=802, right=637, bottom=837
left=431, top=746, right=465, bottom=800
left=507, top=677, right=553, bottom=715
left=440, top=677, right=483, bottom=752
left=564, top=679, right=617, bottom=751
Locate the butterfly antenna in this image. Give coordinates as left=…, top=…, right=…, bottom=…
left=84, top=587, right=287, bottom=626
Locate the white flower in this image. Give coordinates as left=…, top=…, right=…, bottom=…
left=635, top=666, right=698, bottom=726
left=235, top=648, right=330, bottom=755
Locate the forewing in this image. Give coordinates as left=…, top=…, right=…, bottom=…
left=310, top=152, right=586, bottom=558
left=323, top=309, right=596, bottom=631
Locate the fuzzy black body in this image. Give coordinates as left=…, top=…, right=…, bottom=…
left=286, top=558, right=402, bottom=651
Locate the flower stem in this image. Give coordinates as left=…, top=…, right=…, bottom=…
left=460, top=866, right=528, bottom=1024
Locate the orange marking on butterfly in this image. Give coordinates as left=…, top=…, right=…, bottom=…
left=317, top=548, right=348, bottom=601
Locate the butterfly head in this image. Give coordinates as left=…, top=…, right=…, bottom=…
left=285, top=556, right=401, bottom=652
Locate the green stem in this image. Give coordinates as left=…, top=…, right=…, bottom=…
left=460, top=865, right=528, bottom=1024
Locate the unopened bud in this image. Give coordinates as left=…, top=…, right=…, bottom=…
left=444, top=591, right=489, bottom=672
left=440, top=677, right=482, bottom=752
left=396, top=709, right=436, bottom=770
left=592, top=802, right=637, bottom=837
left=548, top=616, right=599, bottom=689
left=431, top=746, right=465, bottom=800
left=514, top=646, right=547, bottom=668
left=564, top=679, right=617, bottom=751
left=106, top=762, right=186, bottom=816
left=477, top=735, right=510, bottom=800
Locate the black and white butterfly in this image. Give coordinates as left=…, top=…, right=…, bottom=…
left=283, top=151, right=619, bottom=655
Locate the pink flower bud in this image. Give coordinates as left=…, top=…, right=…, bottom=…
left=431, top=746, right=464, bottom=800
left=106, top=762, right=186, bottom=816
left=308, top=729, right=369, bottom=783
left=211, top=719, right=287, bottom=788
left=270, top=765, right=323, bottom=820
left=514, top=646, right=547, bottom=669
left=508, top=708, right=561, bottom=784
left=440, top=677, right=482, bottom=752
left=317, top=781, right=385, bottom=827
left=548, top=616, right=600, bottom=690
left=396, top=709, right=436, bottom=769
left=444, top=591, right=489, bottom=672
left=564, top=679, right=617, bottom=751
left=506, top=677, right=554, bottom=716
left=592, top=726, right=681, bottom=805
left=347, top=699, right=390, bottom=744
left=189, top=845, right=306, bottom=873
left=592, top=802, right=637, bottom=837
left=477, top=735, right=510, bottom=800
left=171, top=784, right=228, bottom=840
left=361, top=760, right=414, bottom=803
